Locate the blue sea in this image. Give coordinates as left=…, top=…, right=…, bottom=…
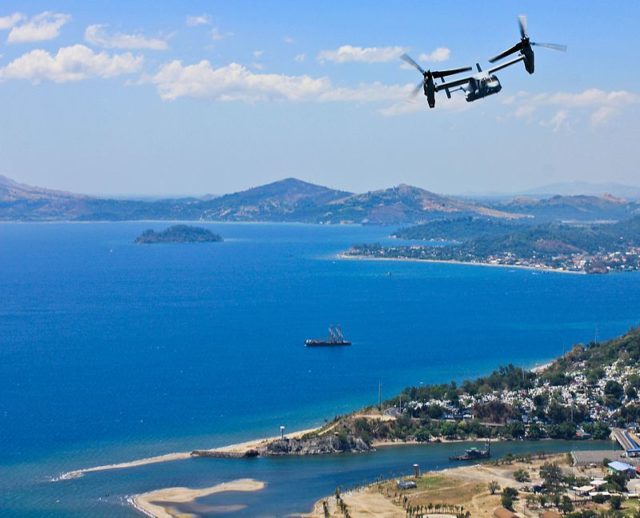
left=1, top=222, right=639, bottom=516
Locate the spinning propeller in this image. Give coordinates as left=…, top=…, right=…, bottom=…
left=400, top=53, right=471, bottom=108
left=489, top=15, right=566, bottom=74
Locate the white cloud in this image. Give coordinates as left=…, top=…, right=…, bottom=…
left=540, top=109, right=569, bottom=132
left=318, top=45, right=407, bottom=64
left=148, top=58, right=460, bottom=115
left=147, top=57, right=448, bottom=117
left=418, top=47, right=450, bottom=63
left=504, top=88, right=640, bottom=129
left=150, top=60, right=330, bottom=102
left=85, top=24, right=168, bottom=50
left=253, top=50, right=264, bottom=58
left=590, top=106, right=615, bottom=128
left=0, top=12, right=24, bottom=31
left=8, top=12, right=70, bottom=43
left=210, top=27, right=232, bottom=41
left=186, top=14, right=211, bottom=27
left=283, top=36, right=295, bottom=44
left=0, top=44, right=143, bottom=83
left=294, top=53, right=306, bottom=62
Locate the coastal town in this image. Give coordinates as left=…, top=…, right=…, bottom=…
left=343, top=244, right=640, bottom=274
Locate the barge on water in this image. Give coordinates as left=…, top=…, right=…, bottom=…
left=449, top=442, right=491, bottom=461
left=305, top=325, right=351, bottom=347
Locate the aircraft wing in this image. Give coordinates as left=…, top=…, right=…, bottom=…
left=487, top=55, right=525, bottom=74
left=435, top=76, right=472, bottom=91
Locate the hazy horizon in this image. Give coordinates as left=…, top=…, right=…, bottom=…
left=5, top=172, right=640, bottom=199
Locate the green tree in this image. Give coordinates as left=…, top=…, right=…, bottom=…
left=559, top=495, right=574, bottom=514
left=605, top=380, right=624, bottom=399
left=505, top=421, right=526, bottom=439
left=488, top=480, right=500, bottom=495
left=415, top=429, right=431, bottom=442
left=501, top=493, right=514, bottom=511
left=527, top=423, right=544, bottom=440
left=606, top=471, right=628, bottom=492
left=500, top=487, right=518, bottom=512
left=539, top=462, right=563, bottom=493
left=610, top=494, right=623, bottom=510
left=514, top=469, right=530, bottom=483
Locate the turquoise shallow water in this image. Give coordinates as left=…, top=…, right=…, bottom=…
left=1, top=222, right=639, bottom=516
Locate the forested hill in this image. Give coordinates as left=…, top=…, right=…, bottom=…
left=391, top=215, right=640, bottom=257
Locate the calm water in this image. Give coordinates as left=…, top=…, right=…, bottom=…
left=1, top=222, right=639, bottom=516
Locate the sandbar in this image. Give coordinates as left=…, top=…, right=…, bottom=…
left=55, top=427, right=320, bottom=481
left=129, top=478, right=265, bottom=518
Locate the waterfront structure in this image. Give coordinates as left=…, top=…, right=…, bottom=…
left=608, top=460, right=637, bottom=478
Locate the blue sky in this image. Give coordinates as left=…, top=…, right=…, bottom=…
left=0, top=1, right=638, bottom=196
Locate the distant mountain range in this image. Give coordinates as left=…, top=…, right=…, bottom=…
left=1, top=175, right=638, bottom=224
left=489, top=193, right=639, bottom=222
left=522, top=181, right=640, bottom=199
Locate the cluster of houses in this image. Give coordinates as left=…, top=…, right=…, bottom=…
left=481, top=248, right=640, bottom=274
left=403, top=357, right=639, bottom=439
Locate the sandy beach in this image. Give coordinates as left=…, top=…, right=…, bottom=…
left=530, top=360, right=554, bottom=373
left=54, top=427, right=320, bottom=481
left=129, top=478, right=265, bottom=518
left=338, top=253, right=585, bottom=275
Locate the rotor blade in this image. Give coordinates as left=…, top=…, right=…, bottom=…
left=488, top=41, right=524, bottom=63
left=518, top=15, right=528, bottom=39
left=432, top=66, right=473, bottom=78
left=400, top=53, right=425, bottom=74
left=487, top=55, right=525, bottom=75
left=532, top=42, right=567, bottom=52
left=411, top=81, right=423, bottom=98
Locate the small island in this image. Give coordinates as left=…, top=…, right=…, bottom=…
left=134, top=225, right=223, bottom=244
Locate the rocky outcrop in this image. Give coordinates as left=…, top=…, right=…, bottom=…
left=259, top=435, right=372, bottom=456
left=190, top=449, right=259, bottom=459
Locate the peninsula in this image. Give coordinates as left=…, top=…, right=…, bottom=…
left=134, top=225, right=222, bottom=244
left=344, top=216, right=640, bottom=274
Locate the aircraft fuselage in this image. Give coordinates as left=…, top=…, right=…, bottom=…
left=464, top=74, right=502, bottom=102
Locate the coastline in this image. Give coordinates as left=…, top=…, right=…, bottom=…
left=337, top=253, right=586, bottom=275
left=53, top=361, right=556, bottom=481
left=54, top=427, right=320, bottom=481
